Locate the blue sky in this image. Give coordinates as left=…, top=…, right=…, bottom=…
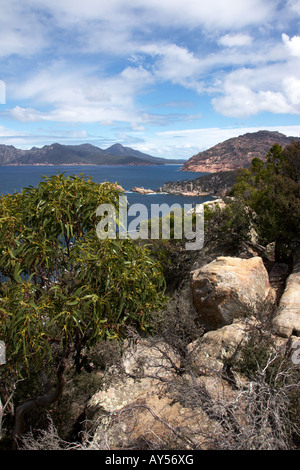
left=0, top=0, right=300, bottom=159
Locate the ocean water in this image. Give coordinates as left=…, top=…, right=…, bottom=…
left=0, top=165, right=214, bottom=212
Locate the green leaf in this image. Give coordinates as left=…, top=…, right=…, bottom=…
left=13, top=263, right=23, bottom=283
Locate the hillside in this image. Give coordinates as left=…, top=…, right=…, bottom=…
left=182, top=130, right=300, bottom=172
left=0, top=143, right=185, bottom=166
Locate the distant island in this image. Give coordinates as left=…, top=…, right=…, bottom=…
left=0, top=142, right=186, bottom=166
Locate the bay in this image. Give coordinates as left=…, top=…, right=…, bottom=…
left=0, top=165, right=214, bottom=212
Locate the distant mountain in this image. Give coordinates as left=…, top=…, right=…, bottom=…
left=0, top=143, right=186, bottom=166
left=181, top=130, right=300, bottom=172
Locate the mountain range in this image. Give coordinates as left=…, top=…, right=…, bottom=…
left=181, top=130, right=300, bottom=172
left=0, top=142, right=185, bottom=166
left=1, top=130, right=299, bottom=170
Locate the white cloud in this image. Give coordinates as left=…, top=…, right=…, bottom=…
left=212, top=85, right=260, bottom=117
left=26, top=0, right=277, bottom=30
left=141, top=44, right=203, bottom=90
left=139, top=0, right=276, bottom=30
left=0, top=0, right=278, bottom=61
left=209, top=40, right=300, bottom=118
left=1, top=0, right=299, bottom=140
left=154, top=125, right=300, bottom=157
left=282, top=33, right=300, bottom=57
left=9, top=62, right=155, bottom=127
left=212, top=82, right=296, bottom=118
left=218, top=34, right=253, bottom=48
left=0, top=125, right=28, bottom=139
left=0, top=1, right=48, bottom=57
left=283, top=76, right=300, bottom=105
left=0, top=81, right=6, bottom=104
left=288, top=0, right=300, bottom=15
left=0, top=124, right=96, bottom=149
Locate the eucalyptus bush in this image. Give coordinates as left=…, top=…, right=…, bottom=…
left=0, top=173, right=165, bottom=442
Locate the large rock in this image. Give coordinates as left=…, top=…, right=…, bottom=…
left=87, top=338, right=180, bottom=415
left=272, top=250, right=300, bottom=338
left=130, top=186, right=156, bottom=194
left=86, top=343, right=219, bottom=450
left=122, top=338, right=181, bottom=380
left=88, top=374, right=156, bottom=415
left=191, top=256, right=274, bottom=330
left=187, top=319, right=252, bottom=373
left=86, top=376, right=220, bottom=449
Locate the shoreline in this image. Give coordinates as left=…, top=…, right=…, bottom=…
left=0, top=163, right=185, bottom=168
left=130, top=186, right=212, bottom=197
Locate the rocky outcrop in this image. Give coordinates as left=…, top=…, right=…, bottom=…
left=87, top=338, right=181, bottom=417
left=86, top=339, right=205, bottom=449
left=130, top=187, right=156, bottom=194
left=122, top=338, right=180, bottom=380
left=272, top=249, right=300, bottom=338
left=130, top=170, right=239, bottom=198
left=190, top=256, right=275, bottom=330
left=159, top=170, right=238, bottom=197
left=83, top=251, right=298, bottom=450
left=86, top=372, right=220, bottom=449
left=187, top=319, right=253, bottom=374
left=86, top=338, right=224, bottom=449
left=182, top=131, right=299, bottom=173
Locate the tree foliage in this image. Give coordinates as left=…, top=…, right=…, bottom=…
left=0, top=173, right=165, bottom=377
left=203, top=198, right=254, bottom=248
left=230, top=141, right=300, bottom=259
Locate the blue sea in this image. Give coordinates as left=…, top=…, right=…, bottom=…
left=0, top=165, right=214, bottom=211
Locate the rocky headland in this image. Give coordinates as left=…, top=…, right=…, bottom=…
left=181, top=130, right=300, bottom=172
left=132, top=131, right=299, bottom=198
left=158, top=169, right=239, bottom=197
left=130, top=170, right=238, bottom=198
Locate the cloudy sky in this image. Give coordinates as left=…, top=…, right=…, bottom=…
left=0, top=0, right=300, bottom=159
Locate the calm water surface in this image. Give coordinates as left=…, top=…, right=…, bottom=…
left=0, top=165, right=214, bottom=210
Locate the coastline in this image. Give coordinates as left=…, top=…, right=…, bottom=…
left=0, top=162, right=168, bottom=167
left=130, top=169, right=238, bottom=198
left=130, top=186, right=212, bottom=197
